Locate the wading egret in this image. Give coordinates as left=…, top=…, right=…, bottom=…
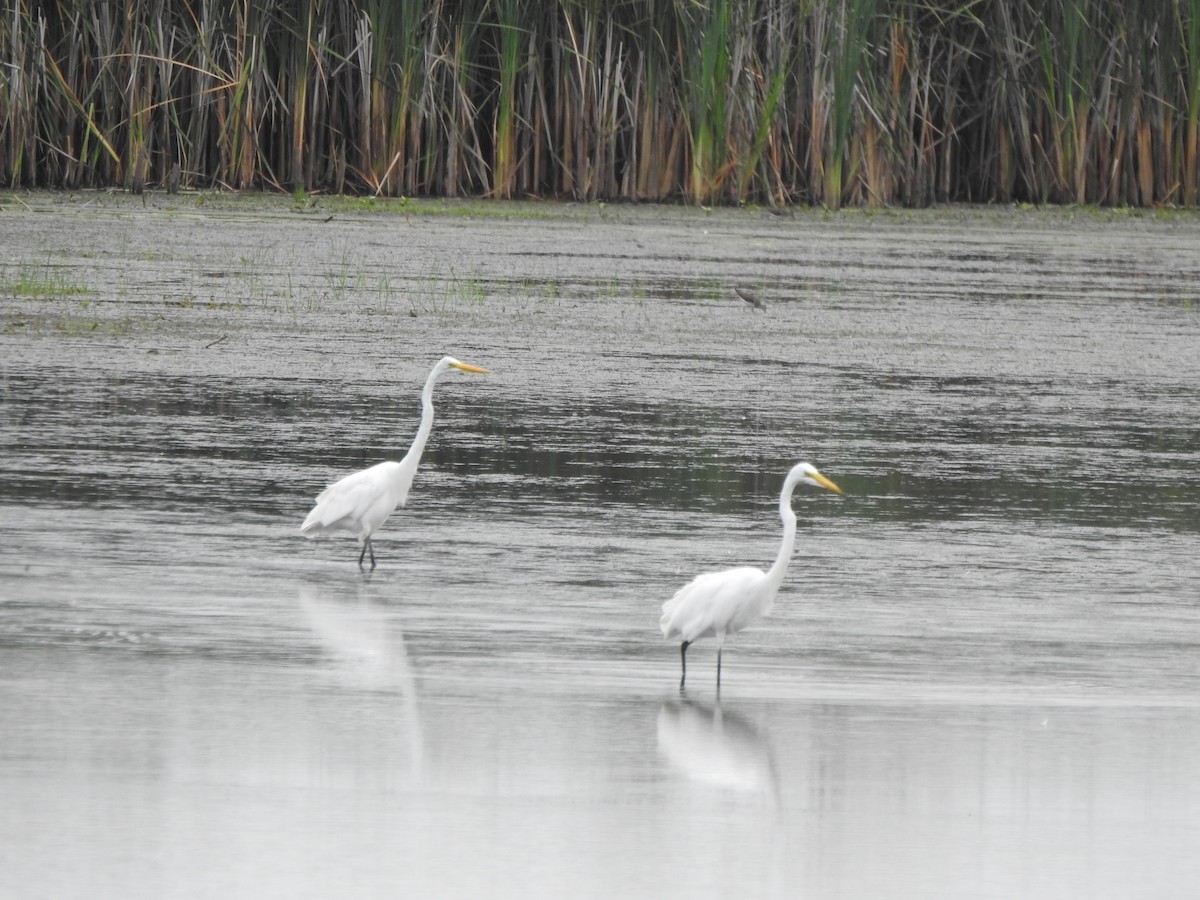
left=300, top=356, right=489, bottom=568
left=660, top=462, right=842, bottom=690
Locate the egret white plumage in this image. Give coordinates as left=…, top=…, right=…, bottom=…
left=660, top=462, right=842, bottom=689
left=300, top=356, right=489, bottom=568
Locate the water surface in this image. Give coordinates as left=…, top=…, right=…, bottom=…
left=2, top=197, right=1199, bottom=898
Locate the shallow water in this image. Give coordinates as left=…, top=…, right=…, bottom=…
left=2, top=196, right=1200, bottom=898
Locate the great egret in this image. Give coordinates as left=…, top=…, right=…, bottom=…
left=300, top=356, right=489, bottom=568
left=660, top=462, right=842, bottom=690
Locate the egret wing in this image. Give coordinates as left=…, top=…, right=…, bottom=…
left=301, top=464, right=395, bottom=536
left=660, top=567, right=766, bottom=643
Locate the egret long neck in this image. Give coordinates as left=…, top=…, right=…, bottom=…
left=400, top=367, right=440, bottom=467
left=765, top=474, right=801, bottom=589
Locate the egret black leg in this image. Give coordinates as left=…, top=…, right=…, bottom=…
left=358, top=539, right=377, bottom=570
left=717, top=648, right=723, bottom=692
left=680, top=641, right=690, bottom=691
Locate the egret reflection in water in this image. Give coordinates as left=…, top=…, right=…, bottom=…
left=656, top=698, right=778, bottom=798
left=298, top=585, right=423, bottom=774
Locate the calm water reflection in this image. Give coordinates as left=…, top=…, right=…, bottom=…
left=3, top=640, right=1197, bottom=898
left=2, top=200, right=1200, bottom=898
left=657, top=698, right=778, bottom=796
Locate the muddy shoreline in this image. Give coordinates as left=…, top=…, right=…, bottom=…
left=5, top=190, right=1198, bottom=373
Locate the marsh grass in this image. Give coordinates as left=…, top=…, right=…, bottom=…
left=6, top=264, right=90, bottom=298
left=3, top=1, right=1199, bottom=207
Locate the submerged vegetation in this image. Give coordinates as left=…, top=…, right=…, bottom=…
left=3, top=0, right=1199, bottom=207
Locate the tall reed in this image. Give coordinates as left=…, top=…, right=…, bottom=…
left=2, top=0, right=1198, bottom=207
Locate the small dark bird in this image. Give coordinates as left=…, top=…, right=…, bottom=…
left=734, top=287, right=766, bottom=311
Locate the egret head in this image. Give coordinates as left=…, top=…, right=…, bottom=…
left=440, top=356, right=490, bottom=375
left=791, top=462, right=842, bottom=494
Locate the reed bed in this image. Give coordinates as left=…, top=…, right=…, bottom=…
left=3, top=0, right=1198, bottom=207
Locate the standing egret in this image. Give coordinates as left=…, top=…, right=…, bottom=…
left=660, top=462, right=842, bottom=690
left=300, top=356, right=489, bottom=568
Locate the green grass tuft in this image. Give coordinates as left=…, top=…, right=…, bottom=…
left=7, top=267, right=90, bottom=298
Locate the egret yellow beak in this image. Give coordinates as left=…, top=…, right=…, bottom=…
left=451, top=362, right=490, bottom=374
left=810, top=470, right=843, bottom=494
